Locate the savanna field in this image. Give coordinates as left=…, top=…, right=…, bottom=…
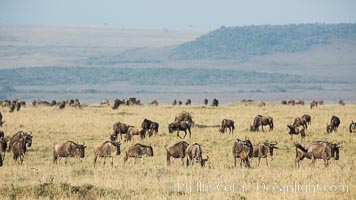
left=0, top=102, right=355, bottom=200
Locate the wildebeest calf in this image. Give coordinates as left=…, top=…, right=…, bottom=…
left=126, top=127, right=146, bottom=142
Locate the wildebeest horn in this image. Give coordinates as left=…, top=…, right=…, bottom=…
left=205, top=156, right=209, bottom=160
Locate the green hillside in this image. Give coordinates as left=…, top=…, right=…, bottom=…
left=170, top=23, right=356, bottom=60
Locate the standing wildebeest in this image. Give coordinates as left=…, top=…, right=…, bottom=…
left=281, top=100, right=287, bottom=105
left=211, top=99, right=219, bottom=107
left=250, top=142, right=278, bottom=166
left=172, top=99, right=177, bottom=106
left=326, top=115, right=340, bottom=133
left=111, top=122, right=131, bottom=140
left=287, top=125, right=305, bottom=141
left=318, top=100, right=324, bottom=105
left=9, top=101, right=16, bottom=112
left=150, top=99, right=159, bottom=105
left=302, top=114, right=311, bottom=125
left=349, top=121, right=356, bottom=133
left=175, top=113, right=194, bottom=124
left=51, top=100, right=57, bottom=106
left=8, top=131, right=32, bottom=152
left=0, top=112, right=4, bottom=127
left=250, top=115, right=273, bottom=132
left=59, top=101, right=66, bottom=109
left=295, top=141, right=340, bottom=168
left=15, top=101, right=22, bottom=111
left=203, top=99, right=208, bottom=105
left=100, top=99, right=110, bottom=106
left=293, top=117, right=308, bottom=130
left=141, top=119, right=159, bottom=136
left=288, top=99, right=295, bottom=105
left=166, top=141, right=189, bottom=166
left=339, top=100, right=345, bottom=106
left=168, top=121, right=192, bottom=139
left=232, top=138, right=253, bottom=168
left=93, top=141, right=121, bottom=167
left=126, top=127, right=146, bottom=142
left=0, top=134, right=8, bottom=167
left=178, top=101, right=182, bottom=105
left=295, top=100, right=304, bottom=105
left=53, top=141, right=86, bottom=164
left=112, top=98, right=123, bottom=110
left=310, top=100, right=318, bottom=109
left=123, top=143, right=153, bottom=164
left=219, top=119, right=235, bottom=134
left=186, top=143, right=209, bottom=167
left=185, top=99, right=191, bottom=106
left=12, top=138, right=28, bottom=165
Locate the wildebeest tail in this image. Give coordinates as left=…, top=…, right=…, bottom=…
left=270, top=118, right=274, bottom=130
left=295, top=144, right=307, bottom=154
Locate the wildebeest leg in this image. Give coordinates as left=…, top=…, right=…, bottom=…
left=234, top=157, right=237, bottom=167
left=177, top=131, right=182, bottom=139
left=181, top=157, right=185, bottom=166
left=182, top=130, right=187, bottom=139
left=188, top=128, right=191, bottom=138
left=258, top=157, right=261, bottom=166
left=93, top=155, right=98, bottom=167
left=65, top=157, right=68, bottom=165
left=261, top=125, right=264, bottom=133
left=265, top=157, right=268, bottom=166
left=141, top=157, right=144, bottom=165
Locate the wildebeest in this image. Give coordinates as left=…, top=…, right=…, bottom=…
left=100, top=99, right=110, bottom=106
left=293, top=117, right=308, bottom=130
left=287, top=125, right=305, bottom=141
left=175, top=113, right=194, bottom=124
left=59, top=101, right=66, bottom=109
left=250, top=142, right=278, bottom=166
left=53, top=141, right=86, bottom=164
left=339, top=100, right=345, bottom=106
left=9, top=101, right=16, bottom=112
left=112, top=98, right=123, bottom=110
left=12, top=138, right=28, bottom=165
left=186, top=143, right=209, bottom=167
left=0, top=135, right=8, bottom=167
left=150, top=99, right=159, bottom=105
left=141, top=119, right=160, bottom=136
left=295, top=141, right=340, bottom=168
left=326, top=115, right=340, bottom=133
left=211, top=99, right=219, bottom=107
left=250, top=115, right=273, bottom=132
left=302, top=114, right=311, bottom=125
left=72, top=99, right=82, bottom=109
left=219, top=119, right=235, bottom=134
left=166, top=141, right=189, bottom=166
left=93, top=141, right=121, bottom=167
left=111, top=122, right=132, bottom=140
left=172, top=99, right=177, bottom=105
left=168, top=121, right=192, bottom=139
left=232, top=138, right=253, bottom=168
left=178, top=101, right=182, bottom=105
left=318, top=100, right=324, bottom=105
left=126, top=127, right=146, bottom=142
left=185, top=99, right=191, bottom=106
left=349, top=121, right=356, bottom=133
left=310, top=100, right=318, bottom=109
left=0, top=112, right=4, bottom=127
left=51, top=100, right=57, bottom=106
left=8, top=131, right=32, bottom=152
left=203, top=99, right=208, bottom=105
left=15, top=101, right=22, bottom=111
left=258, top=101, right=265, bottom=107
left=287, top=99, right=295, bottom=105
left=123, top=143, right=153, bottom=164
left=295, top=100, right=304, bottom=105
left=281, top=100, right=287, bottom=105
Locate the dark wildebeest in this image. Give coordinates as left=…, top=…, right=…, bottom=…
left=12, top=138, right=28, bottom=165
left=185, top=99, right=191, bottom=106
left=0, top=134, right=8, bottom=167
left=72, top=99, right=82, bottom=109
left=141, top=119, right=159, bottom=136
left=250, top=142, right=278, bottom=166
left=16, top=101, right=22, bottom=111
left=326, top=115, right=340, bottom=133
left=166, top=141, right=189, bottom=166
left=112, top=98, right=123, bottom=110
left=186, top=143, right=209, bottom=167
left=93, top=141, right=121, bottom=167
left=9, top=101, right=16, bottom=112
left=168, top=121, right=192, bottom=139
left=250, top=115, right=273, bottom=132
left=126, top=127, right=146, bottom=142
left=51, top=100, right=57, bottom=106
left=111, top=122, right=132, bottom=140
left=0, top=112, right=4, bottom=127
left=211, top=99, right=219, bottom=107
left=295, top=141, right=340, bottom=168
left=150, top=99, right=159, bottom=105
left=172, top=99, right=177, bottom=106
left=310, top=100, right=318, bottom=109
left=293, top=117, right=308, bottom=130
left=302, top=114, right=311, bottom=125
left=349, top=121, right=356, bottom=133
left=178, top=101, right=182, bottom=105
left=232, top=138, right=253, bottom=168
left=287, top=125, right=305, bottom=141
left=339, top=100, right=345, bottom=106
left=59, top=101, right=66, bottom=109
left=123, top=143, right=153, bottom=164
left=8, top=131, right=32, bottom=152
left=295, top=100, right=304, bottom=105
left=281, top=100, right=287, bottom=105
left=204, top=99, right=208, bottom=105
left=53, top=141, right=86, bottom=164
left=318, top=100, right=324, bottom=105
left=288, top=99, right=295, bottom=105
left=219, top=119, right=235, bottom=134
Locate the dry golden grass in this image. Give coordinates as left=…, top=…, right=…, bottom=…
left=0, top=103, right=355, bottom=199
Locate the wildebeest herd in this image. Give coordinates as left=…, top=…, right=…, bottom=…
left=0, top=98, right=354, bottom=169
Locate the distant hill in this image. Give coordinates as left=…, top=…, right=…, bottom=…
left=170, top=23, right=356, bottom=60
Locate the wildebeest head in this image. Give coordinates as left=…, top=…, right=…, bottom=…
left=244, top=139, right=253, bottom=158
left=75, top=143, right=87, bottom=158
left=287, top=125, right=296, bottom=134
left=330, top=143, right=340, bottom=160
left=326, top=124, right=333, bottom=133
left=200, top=156, right=209, bottom=167
left=111, top=141, right=121, bottom=155
left=144, top=145, right=154, bottom=157
left=110, top=133, right=117, bottom=141
left=266, top=142, right=278, bottom=157
left=168, top=122, right=177, bottom=133
left=24, top=132, right=33, bottom=147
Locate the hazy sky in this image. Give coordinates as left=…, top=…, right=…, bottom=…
left=1, top=0, right=356, bottom=29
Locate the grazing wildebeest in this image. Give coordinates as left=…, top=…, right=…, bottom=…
left=288, top=99, right=295, bottom=105
left=339, top=100, right=345, bottom=106
left=0, top=135, right=8, bottom=167
left=112, top=122, right=131, bottom=140
left=172, top=99, right=177, bottom=106
left=211, top=99, right=219, bottom=107
left=141, top=119, right=160, bottom=137
left=8, top=131, right=32, bottom=152
left=232, top=138, right=253, bottom=168
left=250, top=142, right=278, bottom=166
left=175, top=113, right=194, bottom=124
left=12, top=138, right=28, bottom=165
left=185, top=99, right=191, bottom=106
left=168, top=121, right=192, bottom=139
left=72, top=99, right=82, bottom=109
left=318, top=100, right=324, bottom=105
left=51, top=100, right=57, bottom=106
left=293, top=117, right=308, bottom=130
left=150, top=99, right=159, bottom=105
left=93, top=141, right=121, bottom=167
left=326, top=115, right=340, bottom=133
left=185, top=143, right=209, bottom=167
left=0, top=112, right=4, bottom=127
left=310, top=100, right=318, bottom=109
left=100, top=99, right=110, bottom=106
left=295, top=100, right=304, bottom=105
left=126, top=127, right=146, bottom=142
left=295, top=141, right=340, bottom=168
left=112, top=98, right=123, bottom=110
left=302, top=114, right=311, bottom=125
left=349, top=121, right=356, bottom=133
left=166, top=141, right=189, bottom=166
left=123, top=143, right=153, bottom=164
left=258, top=101, right=265, bottom=107
left=219, top=119, right=235, bottom=134
left=250, top=115, right=273, bottom=132
left=281, top=100, right=287, bottom=105
left=287, top=125, right=305, bottom=141
left=53, top=141, right=86, bottom=164
left=178, top=101, right=182, bottom=105
left=203, top=99, right=208, bottom=105
left=59, top=101, right=66, bottom=109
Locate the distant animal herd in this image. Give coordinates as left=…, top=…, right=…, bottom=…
left=0, top=98, right=355, bottom=169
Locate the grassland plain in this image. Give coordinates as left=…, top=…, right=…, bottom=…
left=0, top=103, right=355, bottom=199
